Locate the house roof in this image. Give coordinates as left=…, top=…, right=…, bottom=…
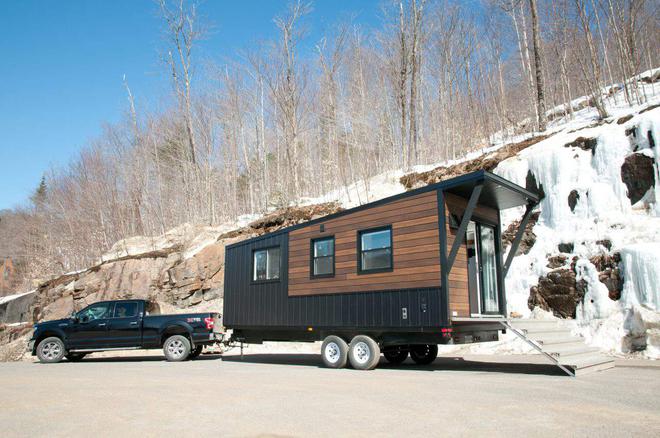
left=226, top=170, right=540, bottom=249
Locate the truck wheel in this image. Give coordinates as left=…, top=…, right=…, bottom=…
left=321, top=336, right=349, bottom=368
left=383, top=346, right=408, bottom=364
left=36, top=337, right=66, bottom=364
left=410, top=344, right=438, bottom=365
left=65, top=353, right=87, bottom=362
left=348, top=335, right=380, bottom=370
left=163, top=335, right=191, bottom=362
left=189, top=345, right=203, bottom=359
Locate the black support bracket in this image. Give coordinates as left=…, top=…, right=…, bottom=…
left=502, top=203, right=536, bottom=277
left=437, top=189, right=449, bottom=326
left=446, top=183, right=483, bottom=273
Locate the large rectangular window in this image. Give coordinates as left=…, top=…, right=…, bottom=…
left=311, top=236, right=335, bottom=278
left=358, top=226, right=393, bottom=273
left=253, top=247, right=281, bottom=282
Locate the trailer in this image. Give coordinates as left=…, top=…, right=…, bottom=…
left=222, top=170, right=540, bottom=370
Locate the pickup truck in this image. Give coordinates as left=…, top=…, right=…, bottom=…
left=28, top=299, right=221, bottom=363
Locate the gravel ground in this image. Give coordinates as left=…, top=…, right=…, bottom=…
left=0, top=351, right=658, bottom=438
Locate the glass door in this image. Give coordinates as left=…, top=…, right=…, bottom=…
left=478, top=224, right=500, bottom=314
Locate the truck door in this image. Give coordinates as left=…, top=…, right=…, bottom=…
left=106, top=301, right=142, bottom=348
left=67, top=302, right=113, bottom=349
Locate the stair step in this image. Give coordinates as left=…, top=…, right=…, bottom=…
left=525, top=329, right=576, bottom=341
left=535, top=335, right=580, bottom=346
left=511, top=321, right=559, bottom=330
left=573, top=360, right=616, bottom=376
left=560, top=353, right=614, bottom=368
left=523, top=327, right=571, bottom=337
left=545, top=343, right=600, bottom=357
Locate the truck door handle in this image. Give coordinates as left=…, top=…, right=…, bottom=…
left=130, top=322, right=138, bottom=325
left=98, top=323, right=106, bottom=327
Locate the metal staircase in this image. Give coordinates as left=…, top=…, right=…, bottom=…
left=501, top=319, right=615, bottom=377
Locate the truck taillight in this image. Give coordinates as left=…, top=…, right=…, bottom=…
left=204, top=317, right=214, bottom=330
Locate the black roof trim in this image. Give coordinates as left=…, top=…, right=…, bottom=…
left=226, top=170, right=539, bottom=250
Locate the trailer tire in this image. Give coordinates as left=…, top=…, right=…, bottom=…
left=321, top=336, right=349, bottom=368
left=410, top=344, right=438, bottom=365
left=383, top=346, right=409, bottom=364
left=163, top=335, right=191, bottom=362
left=348, top=335, right=380, bottom=370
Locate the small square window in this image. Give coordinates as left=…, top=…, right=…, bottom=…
left=311, top=237, right=335, bottom=278
left=358, top=226, right=393, bottom=273
left=253, top=247, right=281, bottom=282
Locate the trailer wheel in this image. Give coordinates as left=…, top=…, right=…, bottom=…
left=163, top=335, right=191, bottom=362
left=383, top=346, right=409, bottom=364
left=321, top=336, right=349, bottom=368
left=348, top=335, right=380, bottom=370
left=410, top=344, right=438, bottom=365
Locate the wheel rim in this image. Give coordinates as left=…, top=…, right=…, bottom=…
left=41, top=341, right=61, bottom=360
left=353, top=341, right=371, bottom=365
left=324, top=342, right=341, bottom=363
left=413, top=345, right=429, bottom=358
left=167, top=339, right=186, bottom=358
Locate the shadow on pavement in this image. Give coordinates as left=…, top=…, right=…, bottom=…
left=53, top=353, right=224, bottom=364
left=221, top=353, right=567, bottom=375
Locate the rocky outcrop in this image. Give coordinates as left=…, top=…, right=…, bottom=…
left=399, top=134, right=550, bottom=190
left=0, top=292, right=36, bottom=324
left=620, top=153, right=655, bottom=204
left=21, top=201, right=345, bottom=325
left=501, top=211, right=541, bottom=256
left=529, top=269, right=588, bottom=318
left=564, top=136, right=597, bottom=154
left=589, top=252, right=623, bottom=301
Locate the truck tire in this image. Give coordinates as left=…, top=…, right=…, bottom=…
left=65, top=353, right=87, bottom=362
left=348, top=335, right=380, bottom=370
left=383, top=346, right=409, bottom=364
left=36, top=337, right=66, bottom=364
left=163, top=335, right=191, bottom=362
left=189, top=345, right=203, bottom=359
left=321, top=336, right=349, bottom=369
left=410, top=344, right=438, bottom=365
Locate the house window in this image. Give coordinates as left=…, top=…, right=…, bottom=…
left=253, top=247, right=281, bottom=281
left=358, top=226, right=393, bottom=273
left=311, top=237, right=335, bottom=278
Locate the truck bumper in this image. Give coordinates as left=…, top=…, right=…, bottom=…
left=27, top=340, right=35, bottom=354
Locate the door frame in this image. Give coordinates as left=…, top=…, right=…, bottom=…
left=466, top=216, right=506, bottom=317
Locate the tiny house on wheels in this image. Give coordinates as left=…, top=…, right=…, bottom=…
left=223, top=170, right=540, bottom=370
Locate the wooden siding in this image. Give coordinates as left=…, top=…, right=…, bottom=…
left=288, top=191, right=442, bottom=296
left=444, top=192, right=499, bottom=317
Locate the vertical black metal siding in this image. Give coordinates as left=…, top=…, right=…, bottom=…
left=223, top=231, right=442, bottom=329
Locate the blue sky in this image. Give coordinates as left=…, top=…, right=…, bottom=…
left=0, top=0, right=381, bottom=210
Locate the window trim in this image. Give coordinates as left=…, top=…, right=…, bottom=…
left=251, top=246, right=282, bottom=284
left=310, top=236, right=335, bottom=279
left=357, top=225, right=393, bottom=275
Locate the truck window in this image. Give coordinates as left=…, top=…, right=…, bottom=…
left=146, top=301, right=161, bottom=316
left=113, top=302, right=138, bottom=318
left=77, top=303, right=111, bottom=322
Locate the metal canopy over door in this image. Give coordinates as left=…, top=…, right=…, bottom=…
left=467, top=221, right=500, bottom=316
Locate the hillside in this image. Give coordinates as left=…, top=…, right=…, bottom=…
left=1, top=71, right=659, bottom=361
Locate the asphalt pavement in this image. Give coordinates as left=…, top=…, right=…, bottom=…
left=0, top=351, right=658, bottom=437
